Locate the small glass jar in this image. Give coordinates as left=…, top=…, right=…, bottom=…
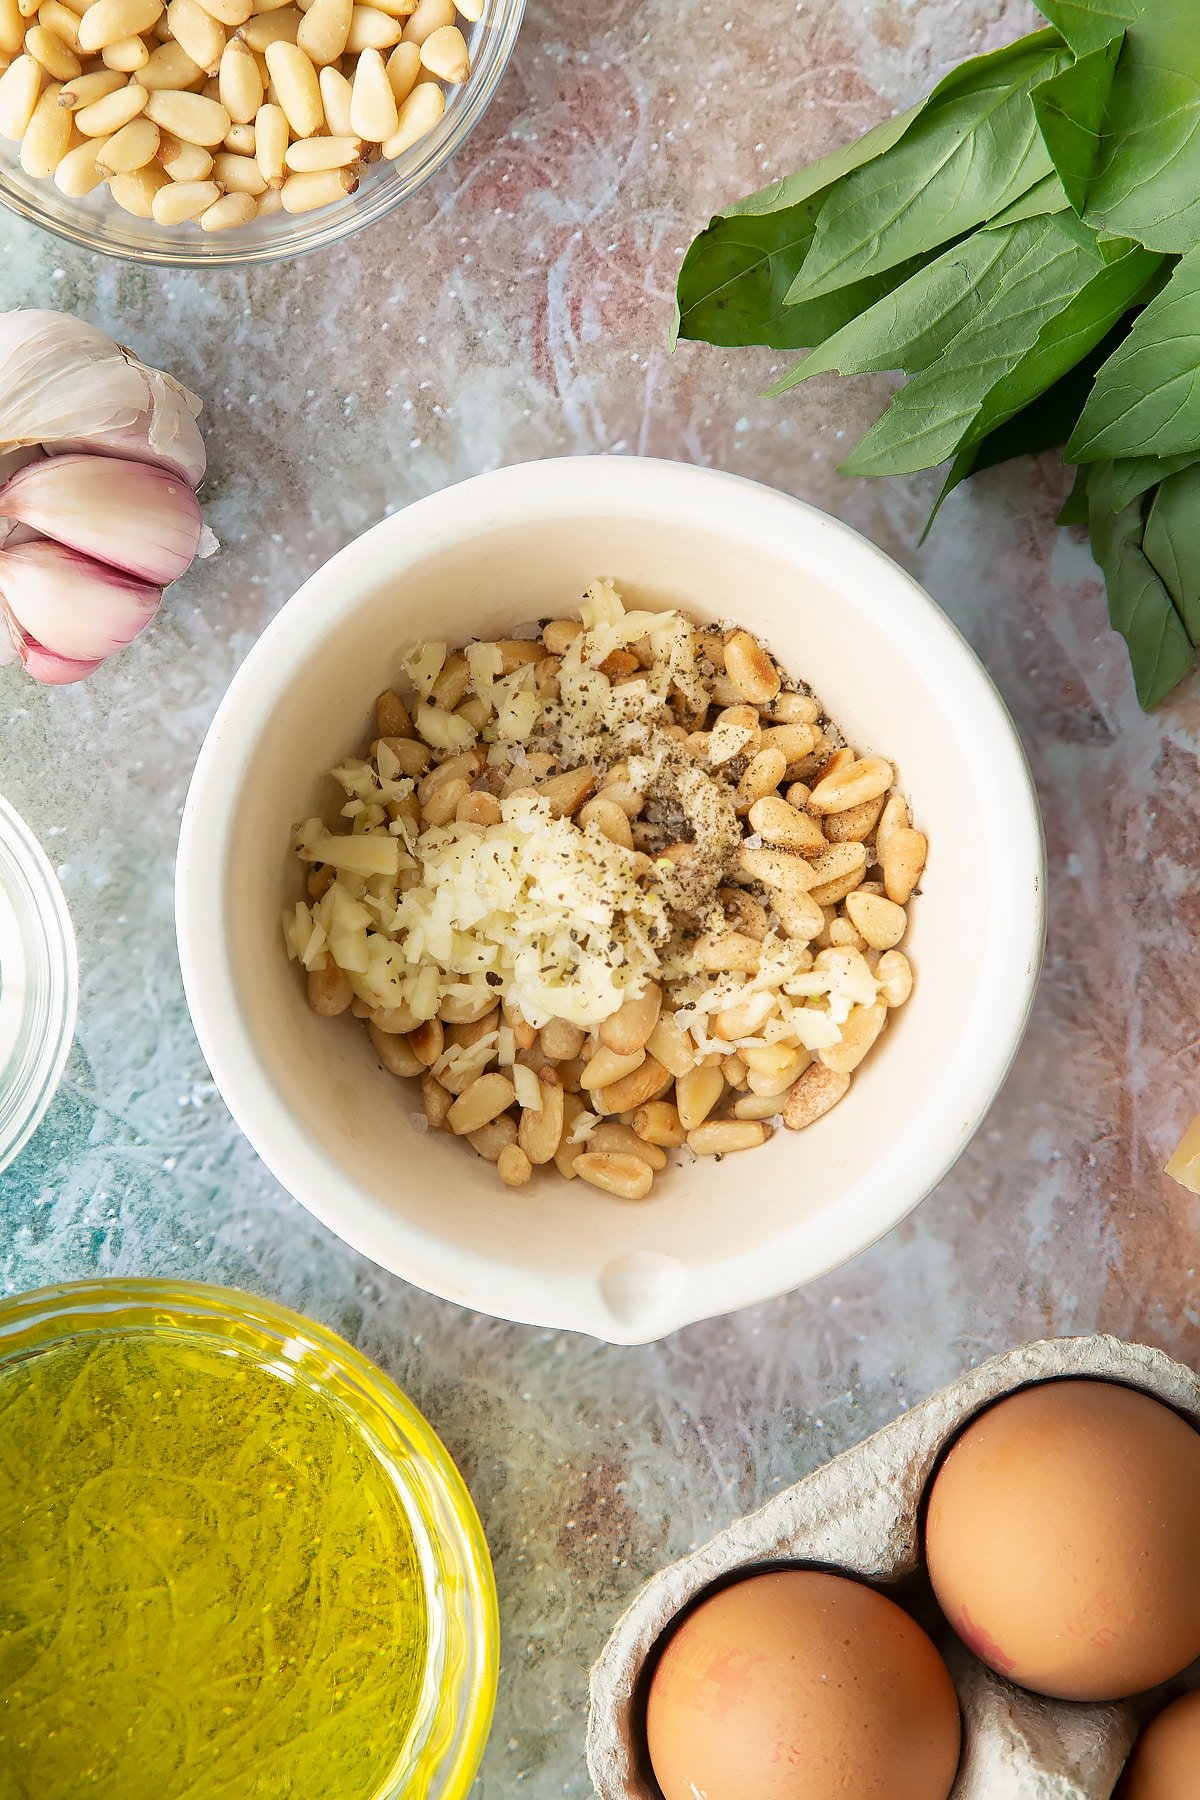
left=0, top=791, right=77, bottom=1173
left=0, top=1279, right=500, bottom=1799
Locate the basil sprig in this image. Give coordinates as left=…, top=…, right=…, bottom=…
left=675, top=0, right=1200, bottom=707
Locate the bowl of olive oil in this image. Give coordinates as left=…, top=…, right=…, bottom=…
left=0, top=1280, right=498, bottom=1799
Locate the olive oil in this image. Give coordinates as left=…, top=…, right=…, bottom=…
left=0, top=1332, right=428, bottom=1798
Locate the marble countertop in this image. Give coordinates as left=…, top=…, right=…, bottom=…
left=3, top=0, right=1199, bottom=1791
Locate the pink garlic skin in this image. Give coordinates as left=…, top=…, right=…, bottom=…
left=0, top=539, right=162, bottom=680
left=0, top=453, right=203, bottom=586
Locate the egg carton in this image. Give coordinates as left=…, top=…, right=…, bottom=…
left=586, top=1335, right=1200, bottom=1800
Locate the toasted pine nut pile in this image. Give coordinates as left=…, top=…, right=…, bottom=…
left=284, top=583, right=927, bottom=1201
left=0, top=0, right=474, bottom=230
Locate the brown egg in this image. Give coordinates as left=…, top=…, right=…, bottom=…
left=645, top=1568, right=961, bottom=1800
left=924, top=1379, right=1200, bottom=1701
left=1118, top=1692, right=1200, bottom=1799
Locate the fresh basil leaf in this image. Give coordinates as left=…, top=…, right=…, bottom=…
left=986, top=169, right=1071, bottom=227
left=1143, top=465, right=1200, bottom=640
left=769, top=227, right=1016, bottom=394
left=788, top=32, right=1070, bottom=303
left=671, top=102, right=925, bottom=349
left=1036, top=0, right=1141, bottom=57
left=842, top=219, right=1155, bottom=477
left=1078, top=0, right=1200, bottom=252
left=968, top=316, right=1132, bottom=474
left=1087, top=463, right=1196, bottom=706
left=1067, top=249, right=1200, bottom=462
left=1058, top=464, right=1091, bottom=524
left=1098, top=452, right=1200, bottom=512
left=1031, top=33, right=1123, bottom=213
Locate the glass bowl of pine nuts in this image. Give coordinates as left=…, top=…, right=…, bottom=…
left=0, top=0, right=522, bottom=263
left=177, top=457, right=1045, bottom=1343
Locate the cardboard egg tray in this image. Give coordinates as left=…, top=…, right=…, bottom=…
left=586, top=1335, right=1200, bottom=1800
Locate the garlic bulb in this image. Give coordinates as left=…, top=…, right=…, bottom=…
left=0, top=309, right=213, bottom=686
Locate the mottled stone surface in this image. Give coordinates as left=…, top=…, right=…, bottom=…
left=2, top=0, right=1199, bottom=1792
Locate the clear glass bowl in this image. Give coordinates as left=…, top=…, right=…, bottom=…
left=0, top=791, right=77, bottom=1173
left=0, top=0, right=524, bottom=267
left=0, top=1278, right=500, bottom=1799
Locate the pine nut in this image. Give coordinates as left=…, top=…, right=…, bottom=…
left=713, top=992, right=776, bottom=1041
left=574, top=1152, right=654, bottom=1202
left=421, top=1070, right=452, bottom=1130
left=697, top=931, right=760, bottom=975
left=594, top=1054, right=670, bottom=1117
left=446, top=1071, right=515, bottom=1135
left=106, top=160, right=165, bottom=206
left=365, top=1019, right=420, bottom=1075
left=101, top=33, right=149, bottom=66
left=732, top=1092, right=783, bottom=1121
left=765, top=691, right=819, bottom=725
left=466, top=1114, right=517, bottom=1162
left=876, top=948, right=913, bottom=1008
left=819, top=998, right=888, bottom=1076
left=25, top=22, right=79, bottom=75
left=539, top=1017, right=584, bottom=1063
left=723, top=629, right=780, bottom=705
left=316, top=57, right=349, bottom=126
left=455, top=0, right=481, bottom=16
left=542, top=618, right=580, bottom=656
left=53, top=130, right=106, bottom=187
left=404, top=1016, right=440, bottom=1067
left=759, top=722, right=817, bottom=766
left=746, top=1053, right=810, bottom=1098
left=827, top=917, right=866, bottom=950
left=874, top=792, right=910, bottom=861
left=645, top=1013, right=695, bottom=1079
left=158, top=125, right=211, bottom=171
left=882, top=827, right=927, bottom=905
left=151, top=171, right=219, bottom=216
left=140, top=37, right=203, bottom=84
left=600, top=982, right=661, bottom=1056
left=399, top=0, right=449, bottom=42
left=0, top=55, right=45, bottom=137
left=78, top=0, right=161, bottom=51
left=676, top=1064, right=724, bottom=1132
left=211, top=148, right=262, bottom=187
left=222, top=113, right=252, bottom=145
left=577, top=795, right=634, bottom=849
left=823, top=793, right=884, bottom=844
left=784, top=781, right=811, bottom=808
left=783, top=1063, right=850, bottom=1131
left=345, top=0, right=398, bottom=48
left=74, top=73, right=145, bottom=127
left=263, top=38, right=320, bottom=131
left=497, top=1143, right=532, bottom=1188
left=253, top=93, right=284, bottom=172
left=765, top=889, right=819, bottom=945
left=217, top=33, right=259, bottom=113
left=380, top=71, right=439, bottom=155
left=721, top=1053, right=749, bottom=1089
left=420, top=775, right=469, bottom=827
left=59, top=64, right=122, bottom=102
left=585, top=1121, right=666, bottom=1169
left=735, top=746, right=787, bottom=812
left=808, top=754, right=893, bottom=815
left=0, top=0, right=22, bottom=52
left=306, top=962, right=351, bottom=1014
left=295, top=0, right=347, bottom=59
left=279, top=163, right=352, bottom=205
left=739, top=843, right=819, bottom=895
left=518, top=1068, right=564, bottom=1164
left=807, top=840, right=868, bottom=906
left=748, top=793, right=826, bottom=857
left=417, top=17, right=462, bottom=76
left=236, top=1, right=296, bottom=44
left=20, top=80, right=69, bottom=173
left=95, top=110, right=158, bottom=165
left=199, top=184, right=256, bottom=223
left=844, top=889, right=907, bottom=951
left=145, top=84, right=228, bottom=137
left=197, top=0, right=250, bottom=21
left=580, top=1044, right=643, bottom=1091
left=687, top=1119, right=770, bottom=1156
left=500, top=997, right=536, bottom=1049
left=534, top=764, right=596, bottom=818
left=632, top=1100, right=685, bottom=1146
left=718, top=888, right=770, bottom=941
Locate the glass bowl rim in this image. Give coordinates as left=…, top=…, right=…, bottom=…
left=0, top=789, right=78, bottom=1175
left=0, top=1275, right=501, bottom=1800
left=0, top=0, right=526, bottom=268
